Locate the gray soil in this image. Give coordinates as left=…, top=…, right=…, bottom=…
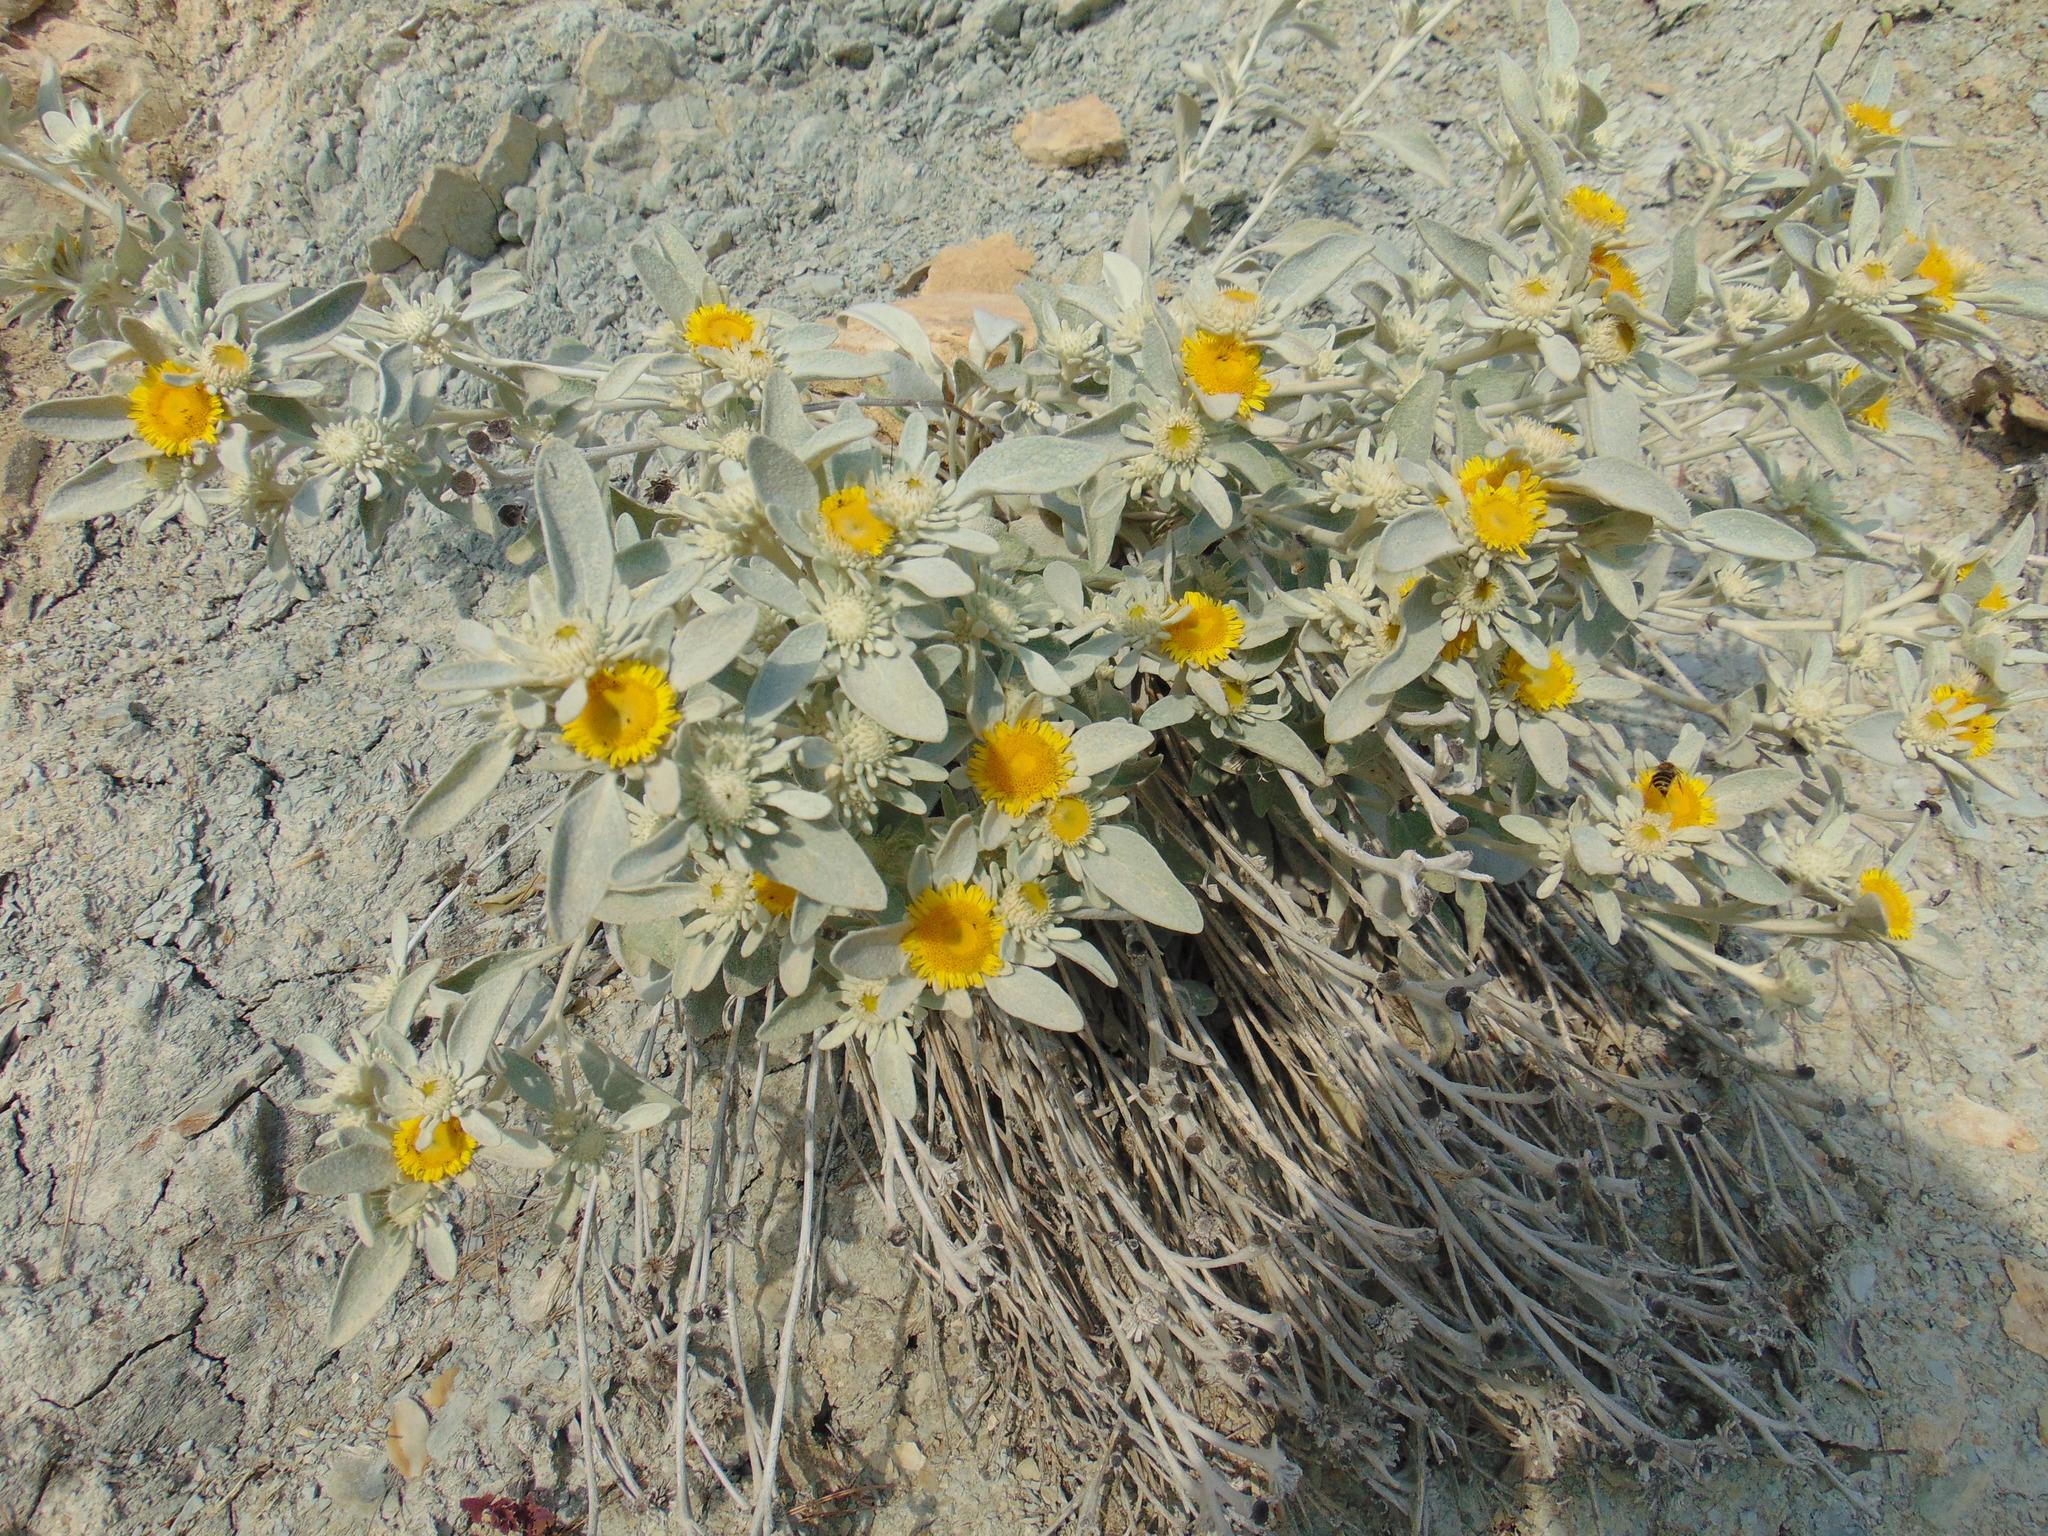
left=2, top=1, right=2046, bottom=1532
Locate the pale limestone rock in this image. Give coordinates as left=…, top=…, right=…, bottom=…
left=394, top=166, right=499, bottom=267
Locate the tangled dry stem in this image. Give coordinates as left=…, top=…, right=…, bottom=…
left=802, top=754, right=1862, bottom=1532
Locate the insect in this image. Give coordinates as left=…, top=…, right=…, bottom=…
left=1648, top=760, right=1680, bottom=795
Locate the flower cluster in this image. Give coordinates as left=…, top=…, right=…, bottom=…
left=13, top=5, right=2047, bottom=1420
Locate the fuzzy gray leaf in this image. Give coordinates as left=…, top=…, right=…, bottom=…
left=534, top=439, right=616, bottom=618
left=403, top=733, right=519, bottom=840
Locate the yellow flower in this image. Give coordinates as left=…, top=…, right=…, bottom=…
left=1929, top=683, right=1996, bottom=757
left=1046, top=795, right=1094, bottom=846
left=1955, top=561, right=2009, bottom=612
left=561, top=661, right=681, bottom=769
left=1500, top=648, right=1577, bottom=711
left=1589, top=246, right=1640, bottom=302
left=1440, top=623, right=1479, bottom=662
left=901, top=881, right=1005, bottom=990
left=1916, top=238, right=1960, bottom=312
left=1160, top=591, right=1244, bottom=669
left=819, top=485, right=895, bottom=557
left=1181, top=330, right=1271, bottom=417
left=684, top=303, right=757, bottom=350
left=1841, top=366, right=1890, bottom=432
left=751, top=873, right=799, bottom=918
left=1637, top=768, right=1718, bottom=830
left=968, top=719, right=1075, bottom=816
left=1015, top=879, right=1051, bottom=914
left=200, top=341, right=252, bottom=390
left=391, top=1115, right=478, bottom=1183
left=1844, top=102, right=1898, bottom=136
left=1562, top=185, right=1628, bottom=237
left=1858, top=867, right=1914, bottom=940
left=1460, top=455, right=1549, bottom=558
left=127, top=364, right=224, bottom=458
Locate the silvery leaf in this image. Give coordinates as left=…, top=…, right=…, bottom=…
left=252, top=280, right=365, bottom=359
left=1558, top=457, right=1690, bottom=527
left=547, top=776, right=630, bottom=941
left=1692, top=508, right=1814, bottom=562
left=20, top=394, right=133, bottom=441
left=534, top=438, right=616, bottom=618
left=671, top=603, right=759, bottom=692
left=986, top=967, right=1084, bottom=1032
left=951, top=435, right=1109, bottom=502
left=298, top=1142, right=401, bottom=1197
left=325, top=1236, right=414, bottom=1349
left=1078, top=826, right=1201, bottom=934
left=747, top=623, right=826, bottom=722
left=870, top=1034, right=917, bottom=1123
left=841, top=647, right=946, bottom=742
left=757, top=821, right=887, bottom=910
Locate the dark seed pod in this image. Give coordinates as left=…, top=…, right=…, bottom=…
left=1184, top=1131, right=1208, bottom=1155
left=1418, top=1095, right=1442, bottom=1119
left=1445, top=986, right=1472, bottom=1013
left=1648, top=1142, right=1670, bottom=1160
left=487, top=417, right=515, bottom=441
left=1678, top=1112, right=1703, bottom=1136
left=466, top=429, right=494, bottom=455
left=1794, top=1063, right=1816, bottom=1080
left=497, top=502, right=525, bottom=526
left=1250, top=1496, right=1271, bottom=1527
left=1442, top=813, right=1470, bottom=835
left=1225, top=1348, right=1254, bottom=1375
left=449, top=469, right=479, bottom=497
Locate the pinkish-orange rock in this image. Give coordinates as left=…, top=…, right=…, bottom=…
left=1012, top=94, right=1127, bottom=170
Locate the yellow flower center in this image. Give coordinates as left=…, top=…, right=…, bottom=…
left=1589, top=246, right=1640, bottom=301
left=1160, top=591, right=1244, bottom=669
left=1046, top=795, right=1093, bottom=846
left=1637, top=768, right=1718, bottom=830
left=685, top=303, right=757, bottom=350
left=1440, top=623, right=1479, bottom=662
left=1181, top=330, right=1271, bottom=418
left=1460, top=455, right=1549, bottom=557
left=1858, top=868, right=1914, bottom=940
left=1016, top=880, right=1051, bottom=914
left=1956, top=562, right=2010, bottom=612
left=1841, top=366, right=1890, bottom=432
left=901, top=881, right=1005, bottom=991
left=561, top=661, right=681, bottom=769
left=1563, top=185, right=1628, bottom=235
left=391, top=1115, right=478, bottom=1183
left=968, top=719, right=1075, bottom=816
left=1928, top=683, right=1996, bottom=757
left=128, top=365, right=224, bottom=458
left=819, top=485, right=895, bottom=557
left=1500, top=648, right=1577, bottom=712
left=751, top=873, right=799, bottom=918
left=1916, top=239, right=1959, bottom=311
left=1844, top=102, right=1898, bottom=136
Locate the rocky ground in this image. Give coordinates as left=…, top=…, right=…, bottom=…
left=3, top=0, right=2048, bottom=1533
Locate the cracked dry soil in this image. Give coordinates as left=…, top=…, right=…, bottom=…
left=4, top=1, right=2048, bottom=1533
